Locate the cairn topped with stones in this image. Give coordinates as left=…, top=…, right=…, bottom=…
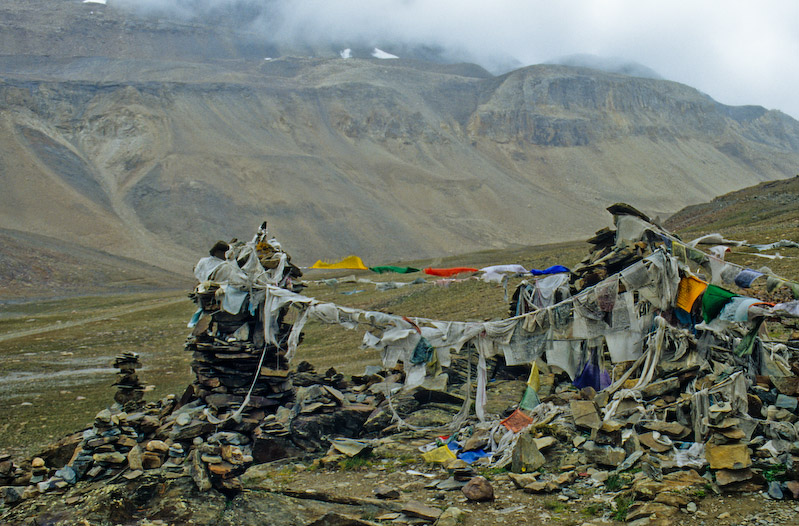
left=185, top=223, right=304, bottom=423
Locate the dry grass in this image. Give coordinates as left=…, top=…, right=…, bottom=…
left=0, top=292, right=195, bottom=458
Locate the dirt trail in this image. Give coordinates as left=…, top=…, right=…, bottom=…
left=0, top=297, right=186, bottom=343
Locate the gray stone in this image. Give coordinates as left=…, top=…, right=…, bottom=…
left=508, top=472, right=538, bottom=488
left=643, top=421, right=690, bottom=438
left=776, top=395, right=799, bottom=411
left=171, top=420, right=212, bottom=441
left=769, top=481, right=785, bottom=500
left=640, top=377, right=680, bottom=398
left=189, top=451, right=211, bottom=492
left=402, top=501, right=442, bottom=521
left=617, top=450, right=643, bottom=472
left=511, top=434, right=545, bottom=473
left=435, top=478, right=466, bottom=491
left=305, top=512, right=382, bottom=526
left=1, top=485, right=22, bottom=505
left=92, top=452, right=126, bottom=464
left=583, top=441, right=626, bottom=467
left=373, top=484, right=400, bottom=499
left=54, top=466, right=77, bottom=485
left=128, top=445, right=143, bottom=470
left=715, top=468, right=753, bottom=486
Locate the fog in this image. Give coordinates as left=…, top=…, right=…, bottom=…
left=112, top=0, right=799, bottom=119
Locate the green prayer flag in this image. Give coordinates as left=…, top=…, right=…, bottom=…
left=734, top=318, right=765, bottom=356
left=701, top=284, right=737, bottom=323
left=369, top=266, right=420, bottom=274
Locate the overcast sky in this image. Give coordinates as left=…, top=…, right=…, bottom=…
left=118, top=0, right=799, bottom=119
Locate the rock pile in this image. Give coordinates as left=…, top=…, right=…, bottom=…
left=0, top=454, right=22, bottom=487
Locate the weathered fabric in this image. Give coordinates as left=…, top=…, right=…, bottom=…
left=734, top=268, right=765, bottom=288
left=529, top=265, right=570, bottom=276
left=718, top=297, right=763, bottom=322
left=194, top=256, right=225, bottom=282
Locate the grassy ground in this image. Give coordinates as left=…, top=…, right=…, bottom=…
left=0, top=292, right=196, bottom=458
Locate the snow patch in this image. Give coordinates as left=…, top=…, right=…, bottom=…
left=340, top=48, right=352, bottom=59
left=372, top=48, right=398, bottom=59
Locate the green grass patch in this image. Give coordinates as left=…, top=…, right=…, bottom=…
left=338, top=452, right=374, bottom=470
left=543, top=500, right=567, bottom=513
left=582, top=502, right=608, bottom=517
left=763, top=464, right=788, bottom=482
left=612, top=494, right=634, bottom=521
left=605, top=473, right=622, bottom=491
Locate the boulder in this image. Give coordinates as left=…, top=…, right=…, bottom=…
left=461, top=476, right=494, bottom=501
left=582, top=441, right=626, bottom=467
left=511, top=434, right=545, bottom=473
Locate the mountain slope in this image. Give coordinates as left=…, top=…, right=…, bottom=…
left=1, top=2, right=799, bottom=273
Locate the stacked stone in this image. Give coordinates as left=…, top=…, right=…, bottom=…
left=567, top=204, right=653, bottom=292
left=194, top=431, right=254, bottom=491
left=28, top=457, right=48, bottom=485
left=0, top=454, right=22, bottom=486
left=141, top=440, right=169, bottom=470
left=112, top=352, right=145, bottom=410
left=73, top=408, right=139, bottom=480
left=185, top=235, right=304, bottom=422
left=704, top=404, right=756, bottom=491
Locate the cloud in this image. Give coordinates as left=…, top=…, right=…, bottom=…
left=112, top=0, right=799, bottom=119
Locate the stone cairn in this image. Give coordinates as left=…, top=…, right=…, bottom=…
left=112, top=352, right=145, bottom=410
left=185, top=234, right=303, bottom=425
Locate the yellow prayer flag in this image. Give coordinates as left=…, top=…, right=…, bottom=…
left=527, top=362, right=540, bottom=392
left=310, top=255, right=369, bottom=270
left=676, top=275, right=708, bottom=312
left=421, top=444, right=456, bottom=464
